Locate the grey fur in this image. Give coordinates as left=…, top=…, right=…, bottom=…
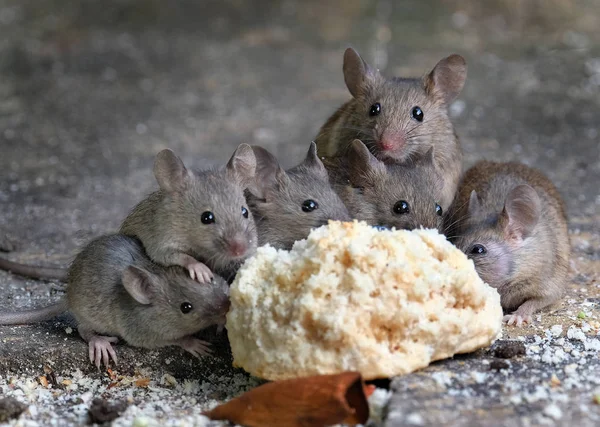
left=316, top=48, right=467, bottom=211
left=325, top=139, right=444, bottom=232
left=246, top=142, right=351, bottom=249
left=449, top=161, right=570, bottom=322
left=0, top=234, right=230, bottom=364
left=120, top=145, right=258, bottom=281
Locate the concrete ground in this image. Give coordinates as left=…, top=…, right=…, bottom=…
left=0, top=0, right=599, bottom=425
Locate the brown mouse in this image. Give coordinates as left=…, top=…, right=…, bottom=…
left=447, top=161, right=569, bottom=326
left=315, top=47, right=467, bottom=211
left=325, top=139, right=444, bottom=232
left=0, top=234, right=230, bottom=368
left=120, top=145, right=258, bottom=283
left=245, top=142, right=351, bottom=249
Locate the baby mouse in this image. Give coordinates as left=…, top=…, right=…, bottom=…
left=325, top=139, right=444, bottom=232
left=245, top=142, right=351, bottom=250
left=315, top=47, right=467, bottom=211
left=448, top=161, right=569, bottom=326
left=120, top=145, right=258, bottom=283
left=0, top=234, right=230, bottom=368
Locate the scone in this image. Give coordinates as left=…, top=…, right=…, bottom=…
left=227, top=220, right=502, bottom=380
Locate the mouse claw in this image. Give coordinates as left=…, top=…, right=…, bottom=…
left=503, top=313, right=533, bottom=327
left=176, top=336, right=213, bottom=359
left=187, top=262, right=214, bottom=284
left=88, top=335, right=119, bottom=368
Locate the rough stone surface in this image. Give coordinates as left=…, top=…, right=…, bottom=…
left=0, top=0, right=599, bottom=425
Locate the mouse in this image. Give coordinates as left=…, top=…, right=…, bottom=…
left=315, top=47, right=467, bottom=211
left=120, top=144, right=258, bottom=283
left=324, top=139, right=445, bottom=232
left=447, top=160, right=570, bottom=326
left=245, top=142, right=351, bottom=250
left=0, top=233, right=231, bottom=368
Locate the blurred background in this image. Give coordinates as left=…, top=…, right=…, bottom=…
left=0, top=0, right=599, bottom=261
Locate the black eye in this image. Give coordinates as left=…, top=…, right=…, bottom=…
left=470, top=244, right=487, bottom=255
left=411, top=106, right=424, bottom=122
left=436, top=204, right=443, bottom=216
left=201, top=211, right=215, bottom=224
left=369, top=102, right=381, bottom=117
left=302, top=199, right=319, bottom=212
left=393, top=200, right=410, bottom=215
left=180, top=302, right=193, bottom=314
left=242, top=207, right=249, bottom=218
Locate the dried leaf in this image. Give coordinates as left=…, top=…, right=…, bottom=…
left=204, top=371, right=370, bottom=427
left=135, top=378, right=150, bottom=388
left=38, top=376, right=49, bottom=388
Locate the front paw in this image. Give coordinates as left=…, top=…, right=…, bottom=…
left=177, top=337, right=213, bottom=358
left=187, top=262, right=214, bottom=284
left=503, top=313, right=533, bottom=327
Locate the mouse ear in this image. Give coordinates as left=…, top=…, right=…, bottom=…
left=413, top=146, right=435, bottom=167
left=246, top=145, right=286, bottom=199
left=343, top=47, right=376, bottom=98
left=467, top=190, right=481, bottom=217
left=302, top=142, right=328, bottom=179
left=424, top=54, right=467, bottom=104
left=347, top=139, right=385, bottom=188
left=226, top=143, right=257, bottom=187
left=154, top=149, right=192, bottom=193
left=501, top=184, right=541, bottom=242
left=122, top=266, right=158, bottom=305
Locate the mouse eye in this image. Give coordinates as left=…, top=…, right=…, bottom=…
left=411, top=106, right=424, bottom=122
left=435, top=204, right=443, bottom=216
left=369, top=102, right=381, bottom=117
left=470, top=244, right=487, bottom=255
left=242, top=206, right=249, bottom=218
left=201, top=211, right=215, bottom=224
left=393, top=200, right=410, bottom=215
left=180, top=302, right=193, bottom=314
left=302, top=199, right=319, bottom=212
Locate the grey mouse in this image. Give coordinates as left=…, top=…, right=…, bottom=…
left=448, top=160, right=570, bottom=326
left=245, top=142, right=351, bottom=250
left=120, top=145, right=258, bottom=283
left=0, top=234, right=230, bottom=368
left=315, top=47, right=467, bottom=211
left=325, top=139, right=445, bottom=232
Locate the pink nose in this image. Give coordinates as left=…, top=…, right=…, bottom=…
left=228, top=239, right=248, bottom=257
left=379, top=132, right=406, bottom=152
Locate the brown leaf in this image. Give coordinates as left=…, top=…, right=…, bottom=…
left=203, top=371, right=370, bottom=427
left=134, top=378, right=150, bottom=388
left=38, top=376, right=49, bottom=388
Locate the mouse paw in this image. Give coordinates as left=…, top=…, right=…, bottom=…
left=503, top=313, right=533, bottom=327
left=88, top=335, right=119, bottom=368
left=187, top=262, right=214, bottom=284
left=176, top=336, right=213, bottom=358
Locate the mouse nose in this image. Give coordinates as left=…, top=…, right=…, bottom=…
left=227, top=237, right=248, bottom=258
left=379, top=131, right=406, bottom=152
left=220, top=297, right=231, bottom=314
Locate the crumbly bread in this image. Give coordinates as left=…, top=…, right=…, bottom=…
left=226, top=221, right=502, bottom=380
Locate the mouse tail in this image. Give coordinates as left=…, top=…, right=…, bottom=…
left=0, top=300, right=69, bottom=325
left=0, top=257, right=68, bottom=282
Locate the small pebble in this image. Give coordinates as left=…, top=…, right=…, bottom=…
left=88, top=398, right=128, bottom=424
left=492, top=340, right=526, bottom=359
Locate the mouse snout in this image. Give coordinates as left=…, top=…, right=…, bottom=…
left=226, top=236, right=248, bottom=258
left=219, top=297, right=231, bottom=315
left=379, top=130, right=406, bottom=152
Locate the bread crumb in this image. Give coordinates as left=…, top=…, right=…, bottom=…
left=227, top=220, right=503, bottom=380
